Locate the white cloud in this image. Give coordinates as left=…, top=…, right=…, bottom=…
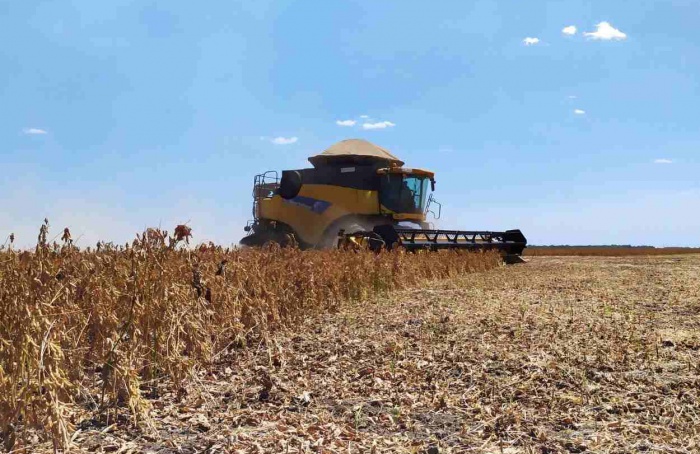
left=584, top=22, right=627, bottom=40
left=654, top=159, right=673, bottom=164
left=574, top=109, right=586, bottom=115
left=562, top=25, right=577, bottom=36
left=270, top=136, right=298, bottom=145
left=335, top=119, right=356, bottom=127
left=23, top=128, right=47, bottom=135
left=523, top=37, right=540, bottom=46
left=568, top=95, right=578, bottom=99
left=362, top=121, right=396, bottom=130
left=360, top=115, right=370, bottom=119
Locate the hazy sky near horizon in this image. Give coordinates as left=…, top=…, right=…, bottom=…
left=2, top=0, right=699, bottom=247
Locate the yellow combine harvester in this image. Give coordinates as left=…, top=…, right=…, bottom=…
left=240, top=139, right=526, bottom=259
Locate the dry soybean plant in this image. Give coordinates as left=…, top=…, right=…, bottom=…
left=0, top=222, right=500, bottom=451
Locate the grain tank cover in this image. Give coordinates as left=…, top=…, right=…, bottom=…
left=308, top=139, right=405, bottom=168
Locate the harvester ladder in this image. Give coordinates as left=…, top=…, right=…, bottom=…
left=252, top=171, right=279, bottom=220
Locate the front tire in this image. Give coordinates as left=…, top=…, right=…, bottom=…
left=318, top=222, right=368, bottom=249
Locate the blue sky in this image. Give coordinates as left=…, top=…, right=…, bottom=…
left=2, top=0, right=699, bottom=247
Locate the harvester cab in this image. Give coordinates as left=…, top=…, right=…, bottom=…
left=240, top=139, right=526, bottom=260
left=376, top=167, right=435, bottom=224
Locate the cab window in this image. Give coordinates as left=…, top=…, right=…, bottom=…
left=379, top=174, right=429, bottom=214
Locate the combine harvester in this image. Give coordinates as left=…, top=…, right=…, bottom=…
left=240, top=139, right=526, bottom=262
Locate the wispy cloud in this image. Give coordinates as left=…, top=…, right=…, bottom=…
left=654, top=159, right=673, bottom=164
left=359, top=115, right=370, bottom=119
left=523, top=37, right=540, bottom=46
left=568, top=95, right=578, bottom=99
left=562, top=25, right=577, bottom=36
left=574, top=109, right=586, bottom=115
left=362, top=121, right=396, bottom=130
left=270, top=136, right=298, bottom=145
left=584, top=22, right=627, bottom=40
left=335, top=119, right=356, bottom=127
left=23, top=128, right=47, bottom=135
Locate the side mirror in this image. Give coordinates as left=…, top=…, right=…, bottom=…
left=430, top=179, right=436, bottom=192
left=425, top=193, right=442, bottom=220
left=278, top=170, right=302, bottom=199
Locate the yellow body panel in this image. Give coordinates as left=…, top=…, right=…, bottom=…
left=258, top=184, right=382, bottom=246
left=377, top=167, right=435, bottom=178
left=389, top=213, right=425, bottom=221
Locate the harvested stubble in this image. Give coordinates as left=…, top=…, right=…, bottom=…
left=0, top=230, right=500, bottom=450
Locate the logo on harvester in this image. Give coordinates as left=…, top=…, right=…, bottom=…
left=285, top=196, right=331, bottom=214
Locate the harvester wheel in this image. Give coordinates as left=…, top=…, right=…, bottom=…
left=320, top=222, right=368, bottom=249
left=341, top=223, right=365, bottom=235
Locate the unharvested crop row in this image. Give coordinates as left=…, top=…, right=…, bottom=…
left=0, top=226, right=500, bottom=450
